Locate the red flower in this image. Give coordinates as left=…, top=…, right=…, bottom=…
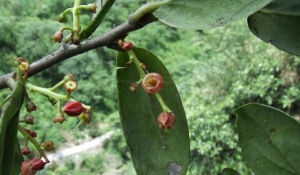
left=21, top=147, right=31, bottom=155
left=63, top=101, right=84, bottom=116
left=157, top=112, right=175, bottom=129
left=53, top=113, right=66, bottom=124
left=142, top=73, right=164, bottom=94
left=24, top=129, right=37, bottom=138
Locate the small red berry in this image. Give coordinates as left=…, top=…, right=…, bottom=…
left=53, top=113, right=66, bottom=124
left=157, top=112, right=175, bottom=129
left=21, top=147, right=31, bottom=155
left=64, top=101, right=84, bottom=116
left=142, top=73, right=164, bottom=94
left=64, top=80, right=78, bottom=93
left=122, top=41, right=133, bottom=50
left=31, top=158, right=46, bottom=170
left=53, top=30, right=63, bottom=43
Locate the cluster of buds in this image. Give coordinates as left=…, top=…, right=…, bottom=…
left=21, top=158, right=46, bottom=175
left=53, top=3, right=97, bottom=43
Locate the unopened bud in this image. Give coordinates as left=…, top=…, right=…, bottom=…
left=25, top=129, right=37, bottom=138
left=157, top=112, right=175, bottom=129
left=31, top=158, right=46, bottom=170
left=129, top=83, right=139, bottom=92
left=58, top=14, right=67, bottom=23
left=64, top=101, right=84, bottom=116
left=88, top=3, right=97, bottom=13
left=24, top=115, right=35, bottom=125
left=53, top=30, right=63, bottom=43
left=122, top=42, right=133, bottom=50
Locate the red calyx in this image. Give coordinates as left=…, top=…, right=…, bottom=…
left=63, top=101, right=84, bottom=116
left=53, top=113, right=66, bottom=124
left=142, top=73, right=164, bottom=94
left=21, top=147, right=31, bottom=155
left=157, top=112, right=175, bottom=129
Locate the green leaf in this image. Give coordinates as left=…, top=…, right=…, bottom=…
left=262, top=0, right=300, bottom=16
left=11, top=139, right=23, bottom=175
left=248, top=12, right=300, bottom=56
left=219, top=168, right=240, bottom=175
left=152, top=0, right=272, bottom=29
left=0, top=80, right=25, bottom=175
left=234, top=103, right=300, bottom=175
left=116, top=48, right=190, bottom=175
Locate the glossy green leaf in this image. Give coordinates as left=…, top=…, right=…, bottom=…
left=262, top=0, right=300, bottom=15
left=248, top=12, right=300, bottom=56
left=0, top=80, right=25, bottom=175
left=234, top=103, right=300, bottom=175
left=116, top=48, right=190, bottom=175
left=11, top=140, right=23, bottom=175
left=152, top=0, right=272, bottom=29
left=219, top=168, right=240, bottom=175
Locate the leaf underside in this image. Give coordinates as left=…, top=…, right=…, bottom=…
left=248, top=0, right=300, bottom=56
left=116, top=48, right=190, bottom=175
left=152, top=0, right=272, bottom=29
left=234, top=103, right=300, bottom=175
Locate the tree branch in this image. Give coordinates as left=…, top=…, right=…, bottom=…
left=0, top=14, right=157, bottom=89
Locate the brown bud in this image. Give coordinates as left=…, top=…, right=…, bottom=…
left=53, top=30, right=63, bottom=43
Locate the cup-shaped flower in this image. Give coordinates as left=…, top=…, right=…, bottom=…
left=31, top=158, right=46, bottom=170
left=157, top=112, right=175, bottom=129
left=63, top=101, right=84, bottom=116
left=142, top=73, right=164, bottom=94
left=64, top=80, right=78, bottom=93
left=42, top=141, right=55, bottom=151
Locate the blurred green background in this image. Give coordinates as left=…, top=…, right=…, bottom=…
left=1, top=0, right=300, bottom=174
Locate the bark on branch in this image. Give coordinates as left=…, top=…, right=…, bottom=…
left=0, top=14, right=157, bottom=89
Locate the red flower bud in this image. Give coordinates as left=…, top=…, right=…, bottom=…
left=64, top=80, right=78, bottom=93
left=42, top=141, right=54, bottom=151
left=122, top=41, right=133, bottom=50
left=53, top=113, right=66, bottom=124
left=157, top=112, right=175, bottom=129
left=79, top=109, right=91, bottom=124
left=31, top=158, right=46, bottom=170
left=26, top=100, right=37, bottom=112
left=25, top=129, right=37, bottom=138
left=129, top=82, right=139, bottom=92
left=24, top=115, right=35, bottom=125
left=21, top=147, right=31, bottom=155
left=64, top=101, right=84, bottom=116
left=142, top=73, right=164, bottom=94
left=53, top=30, right=63, bottom=43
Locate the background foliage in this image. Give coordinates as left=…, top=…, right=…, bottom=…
left=1, top=0, right=300, bottom=174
